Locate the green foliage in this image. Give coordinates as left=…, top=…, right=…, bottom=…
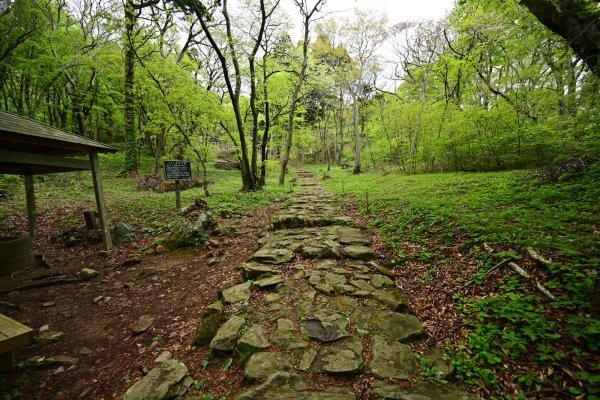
left=566, top=316, right=600, bottom=352
left=466, top=293, right=561, bottom=358
left=200, top=359, right=210, bottom=370
left=414, top=353, right=444, bottom=382
left=0, top=153, right=288, bottom=243
left=190, top=379, right=228, bottom=400
left=194, top=379, right=205, bottom=391
left=220, top=358, right=233, bottom=372
left=320, top=165, right=600, bottom=255
left=0, top=375, right=22, bottom=400
left=319, top=165, right=599, bottom=396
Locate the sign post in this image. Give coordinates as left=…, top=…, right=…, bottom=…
left=163, top=160, right=192, bottom=210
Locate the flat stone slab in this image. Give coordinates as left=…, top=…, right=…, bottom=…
left=122, top=358, right=192, bottom=400
left=233, top=372, right=356, bottom=400
left=210, top=316, right=246, bottom=351
left=367, top=262, right=394, bottom=277
left=377, top=311, right=426, bottom=343
left=314, top=283, right=335, bottom=295
left=350, top=279, right=376, bottom=292
left=369, top=335, right=415, bottom=379
left=343, top=245, right=376, bottom=260
left=424, top=348, right=455, bottom=380
left=309, top=271, right=324, bottom=285
left=255, top=275, right=284, bottom=289
left=222, top=282, right=252, bottom=304
left=271, top=319, right=308, bottom=350
left=132, top=315, right=155, bottom=334
left=241, top=263, right=280, bottom=280
left=314, top=260, right=338, bottom=270
left=369, top=381, right=480, bottom=400
left=371, top=274, right=395, bottom=288
left=369, top=289, right=410, bottom=312
left=324, top=272, right=346, bottom=287
left=252, top=248, right=294, bottom=264
left=237, top=324, right=270, bottom=353
left=301, top=313, right=350, bottom=342
left=78, top=268, right=99, bottom=280
left=276, top=319, right=296, bottom=331
left=304, top=340, right=364, bottom=374
left=336, top=227, right=371, bottom=245
left=244, top=352, right=293, bottom=380
left=272, top=332, right=309, bottom=350
left=301, top=239, right=341, bottom=259
left=36, top=331, right=64, bottom=345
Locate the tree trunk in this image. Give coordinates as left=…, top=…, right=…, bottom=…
left=352, top=95, right=361, bottom=174
left=520, top=0, right=600, bottom=77
left=259, top=57, right=271, bottom=187
left=122, top=0, right=138, bottom=175
left=279, top=0, right=323, bottom=185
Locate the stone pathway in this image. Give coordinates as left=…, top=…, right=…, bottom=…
left=126, top=171, right=478, bottom=399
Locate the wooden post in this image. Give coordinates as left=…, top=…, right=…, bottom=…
left=175, top=180, right=181, bottom=210
left=89, top=152, right=112, bottom=250
left=24, top=175, right=36, bottom=239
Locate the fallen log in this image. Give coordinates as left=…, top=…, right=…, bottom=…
left=462, top=258, right=512, bottom=288
left=0, top=277, right=80, bottom=294
left=507, top=261, right=556, bottom=300
left=526, top=247, right=552, bottom=267
left=483, top=243, right=556, bottom=301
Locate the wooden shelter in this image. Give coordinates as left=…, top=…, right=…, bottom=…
left=0, top=109, right=118, bottom=250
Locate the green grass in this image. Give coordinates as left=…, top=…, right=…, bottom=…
left=0, top=153, right=291, bottom=236
left=315, top=165, right=600, bottom=255
left=312, top=163, right=600, bottom=399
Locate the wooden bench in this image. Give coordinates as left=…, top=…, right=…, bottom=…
left=0, top=314, right=33, bottom=372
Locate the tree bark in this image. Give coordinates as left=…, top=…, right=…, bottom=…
left=520, top=0, right=600, bottom=76
left=352, top=94, right=361, bottom=174
left=279, top=0, right=324, bottom=185
left=122, top=0, right=138, bottom=175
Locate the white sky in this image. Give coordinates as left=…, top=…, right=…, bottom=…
left=317, top=0, right=454, bottom=22
left=281, top=0, right=456, bottom=89
left=282, top=0, right=455, bottom=40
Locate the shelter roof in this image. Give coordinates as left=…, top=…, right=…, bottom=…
left=0, top=109, right=118, bottom=175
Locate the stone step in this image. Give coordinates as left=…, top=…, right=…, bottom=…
left=181, top=171, right=478, bottom=400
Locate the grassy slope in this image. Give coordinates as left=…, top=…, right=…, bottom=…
left=315, top=164, right=600, bottom=399
left=0, top=153, right=291, bottom=238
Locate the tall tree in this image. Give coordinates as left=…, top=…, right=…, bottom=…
left=121, top=0, right=160, bottom=175
left=341, top=9, right=388, bottom=174
left=279, top=0, right=325, bottom=185
left=171, top=0, right=279, bottom=191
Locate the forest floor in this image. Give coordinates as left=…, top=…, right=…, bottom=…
left=0, top=204, right=274, bottom=399
left=0, top=157, right=598, bottom=400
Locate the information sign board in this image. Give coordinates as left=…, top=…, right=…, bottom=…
left=163, top=160, right=192, bottom=180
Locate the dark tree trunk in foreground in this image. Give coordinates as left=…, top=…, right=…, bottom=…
left=520, top=0, right=600, bottom=77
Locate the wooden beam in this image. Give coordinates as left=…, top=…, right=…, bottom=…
left=89, top=152, right=112, bottom=251
left=0, top=149, right=91, bottom=171
left=23, top=175, right=36, bottom=239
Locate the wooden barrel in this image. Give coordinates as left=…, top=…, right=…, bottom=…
left=0, top=236, right=34, bottom=275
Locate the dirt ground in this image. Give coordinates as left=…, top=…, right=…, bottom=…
left=0, top=191, right=578, bottom=400
left=0, top=204, right=277, bottom=400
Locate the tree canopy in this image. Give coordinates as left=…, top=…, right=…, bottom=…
left=0, top=0, right=598, bottom=185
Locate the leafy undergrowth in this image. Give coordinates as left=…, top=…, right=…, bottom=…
left=315, top=163, right=600, bottom=400
left=0, top=154, right=293, bottom=399
left=0, top=152, right=292, bottom=241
